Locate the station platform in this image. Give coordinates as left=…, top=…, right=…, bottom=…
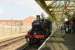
left=39, top=33, right=75, bottom=50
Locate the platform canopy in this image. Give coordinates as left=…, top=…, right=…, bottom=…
left=35, top=0, right=75, bottom=21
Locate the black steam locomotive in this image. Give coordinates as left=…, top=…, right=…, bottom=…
left=25, top=15, right=52, bottom=47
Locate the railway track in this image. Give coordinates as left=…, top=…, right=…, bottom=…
left=0, top=35, right=26, bottom=50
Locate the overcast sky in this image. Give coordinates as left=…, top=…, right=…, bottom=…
left=0, top=0, right=47, bottom=20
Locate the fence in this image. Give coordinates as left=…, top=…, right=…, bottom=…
left=0, top=24, right=31, bottom=37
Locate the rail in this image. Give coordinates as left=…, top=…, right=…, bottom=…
left=0, top=33, right=27, bottom=50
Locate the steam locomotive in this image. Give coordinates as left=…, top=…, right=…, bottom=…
left=25, top=15, right=52, bottom=47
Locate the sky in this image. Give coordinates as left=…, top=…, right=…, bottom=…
left=0, top=0, right=47, bottom=20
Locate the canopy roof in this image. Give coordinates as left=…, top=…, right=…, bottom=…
left=35, top=0, right=75, bottom=21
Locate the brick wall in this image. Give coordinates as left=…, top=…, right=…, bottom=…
left=0, top=16, right=35, bottom=36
